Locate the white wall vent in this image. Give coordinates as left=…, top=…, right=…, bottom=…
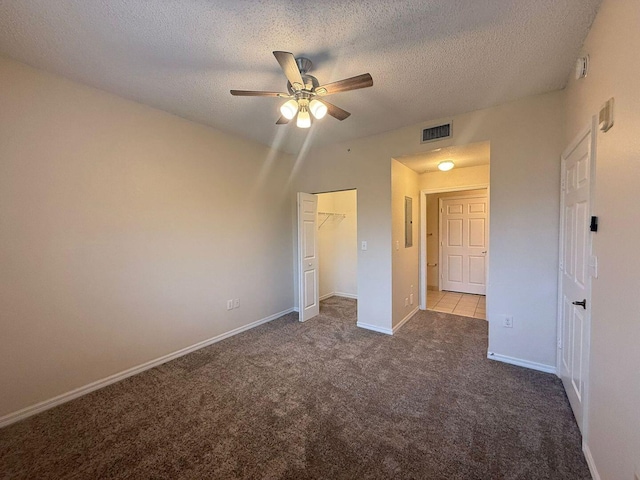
left=421, top=122, right=452, bottom=143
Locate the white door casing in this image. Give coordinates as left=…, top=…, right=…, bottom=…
left=439, top=195, right=488, bottom=295
left=297, top=192, right=319, bottom=322
left=558, top=125, right=595, bottom=435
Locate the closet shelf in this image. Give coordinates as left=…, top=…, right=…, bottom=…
left=318, top=211, right=346, bottom=229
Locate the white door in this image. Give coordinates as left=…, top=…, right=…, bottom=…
left=297, top=192, right=319, bottom=322
left=440, top=195, right=488, bottom=295
left=559, top=127, right=594, bottom=433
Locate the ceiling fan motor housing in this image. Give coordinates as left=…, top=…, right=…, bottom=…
left=295, top=57, right=313, bottom=74
left=287, top=74, right=320, bottom=97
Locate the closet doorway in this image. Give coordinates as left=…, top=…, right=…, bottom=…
left=316, top=189, right=358, bottom=312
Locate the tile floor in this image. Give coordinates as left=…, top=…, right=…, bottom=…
left=426, top=291, right=486, bottom=319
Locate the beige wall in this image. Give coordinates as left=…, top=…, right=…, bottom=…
left=426, top=189, right=487, bottom=289
left=419, top=164, right=489, bottom=191
left=564, top=0, right=640, bottom=477
left=295, top=91, right=564, bottom=363
left=391, top=160, right=419, bottom=327
left=0, top=57, right=294, bottom=418
left=317, top=190, right=357, bottom=299
left=291, top=142, right=393, bottom=332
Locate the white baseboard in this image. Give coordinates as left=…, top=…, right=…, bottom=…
left=334, top=292, right=357, bottom=300
left=0, top=307, right=294, bottom=429
left=583, top=442, right=601, bottom=480
left=487, top=352, right=557, bottom=374
left=357, top=307, right=418, bottom=336
left=356, top=322, right=393, bottom=335
left=393, top=306, right=419, bottom=334
left=319, top=292, right=358, bottom=301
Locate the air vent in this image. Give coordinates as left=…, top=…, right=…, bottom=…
left=421, top=122, right=452, bottom=143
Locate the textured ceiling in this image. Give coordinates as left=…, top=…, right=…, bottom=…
left=0, top=1, right=601, bottom=154
left=397, top=142, right=490, bottom=173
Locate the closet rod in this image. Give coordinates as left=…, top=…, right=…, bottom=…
left=317, top=211, right=346, bottom=229
left=318, top=211, right=346, bottom=217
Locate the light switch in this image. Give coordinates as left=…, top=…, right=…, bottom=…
left=599, top=97, right=614, bottom=132
left=361, top=241, right=367, bottom=251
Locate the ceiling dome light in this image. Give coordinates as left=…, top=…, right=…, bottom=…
left=309, top=99, right=328, bottom=119
left=297, top=107, right=311, bottom=128
left=438, top=161, right=455, bottom=171
left=280, top=99, right=298, bottom=120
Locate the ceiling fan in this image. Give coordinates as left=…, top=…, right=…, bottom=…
left=230, top=51, right=373, bottom=128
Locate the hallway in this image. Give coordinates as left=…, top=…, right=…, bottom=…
left=427, top=291, right=486, bottom=319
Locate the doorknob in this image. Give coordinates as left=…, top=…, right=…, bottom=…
left=308, top=262, right=312, bottom=266
left=572, top=299, right=587, bottom=309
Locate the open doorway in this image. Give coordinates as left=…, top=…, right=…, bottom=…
left=316, top=189, right=358, bottom=319
left=424, top=189, right=488, bottom=319
left=395, top=141, right=490, bottom=321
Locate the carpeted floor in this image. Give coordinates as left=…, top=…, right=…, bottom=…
left=0, top=297, right=591, bottom=479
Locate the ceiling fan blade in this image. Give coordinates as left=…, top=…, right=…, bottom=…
left=273, top=51, right=304, bottom=90
left=230, top=90, right=290, bottom=97
left=276, top=116, right=290, bottom=125
left=315, top=73, right=373, bottom=96
left=319, top=100, right=351, bottom=121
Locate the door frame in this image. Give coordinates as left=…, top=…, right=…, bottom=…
left=556, top=118, right=597, bottom=440
left=438, top=193, right=489, bottom=295
left=295, top=188, right=359, bottom=320
left=419, top=184, right=489, bottom=310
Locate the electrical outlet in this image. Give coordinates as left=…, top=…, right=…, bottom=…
left=361, top=241, right=367, bottom=251
left=234, top=298, right=240, bottom=308
left=503, top=316, right=513, bottom=328
left=226, top=299, right=233, bottom=310
left=410, top=293, right=414, bottom=305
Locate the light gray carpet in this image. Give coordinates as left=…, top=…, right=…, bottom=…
left=0, top=297, right=590, bottom=479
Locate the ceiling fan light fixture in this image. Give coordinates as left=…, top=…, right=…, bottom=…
left=309, top=99, right=327, bottom=119
left=297, top=109, right=311, bottom=128
left=438, top=160, right=455, bottom=171
left=280, top=99, right=298, bottom=120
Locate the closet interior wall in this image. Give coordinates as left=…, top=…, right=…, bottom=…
left=317, top=190, right=358, bottom=301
